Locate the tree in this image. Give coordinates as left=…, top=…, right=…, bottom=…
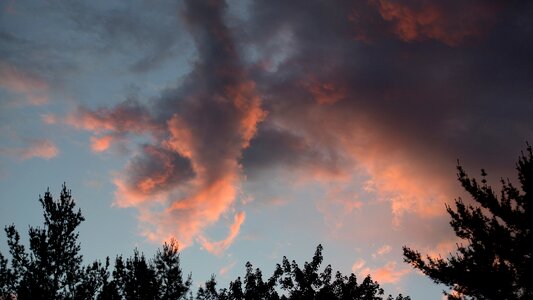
left=154, top=239, right=192, bottom=300
left=403, top=145, right=533, bottom=299
left=0, top=184, right=192, bottom=300
left=198, top=244, right=409, bottom=300
left=196, top=275, right=220, bottom=300
left=112, top=250, right=159, bottom=300
left=0, top=184, right=90, bottom=300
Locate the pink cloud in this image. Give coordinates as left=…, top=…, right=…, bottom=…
left=360, top=261, right=411, bottom=284
left=199, top=212, right=246, bottom=255
left=373, top=0, right=499, bottom=46
left=303, top=78, right=346, bottom=105
left=66, top=101, right=161, bottom=152
left=356, top=153, right=449, bottom=225
left=41, top=113, right=58, bottom=125
left=219, top=261, right=236, bottom=276
left=270, top=104, right=451, bottom=226
left=0, top=61, right=49, bottom=105
left=0, top=139, right=59, bottom=160
left=351, top=258, right=366, bottom=273
left=90, top=135, right=115, bottom=152
left=373, top=244, right=392, bottom=258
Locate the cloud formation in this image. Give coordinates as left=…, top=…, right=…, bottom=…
left=66, top=0, right=533, bottom=259
left=372, top=0, right=499, bottom=46
left=0, top=61, right=49, bottom=105
left=352, top=258, right=410, bottom=284
left=70, top=0, right=265, bottom=252
left=199, top=212, right=246, bottom=256
left=0, top=139, right=58, bottom=160
left=361, top=261, right=411, bottom=284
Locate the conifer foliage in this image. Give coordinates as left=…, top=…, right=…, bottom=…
left=0, top=184, right=192, bottom=300
left=403, top=145, right=533, bottom=299
left=0, top=183, right=408, bottom=299
left=1, top=185, right=85, bottom=299
left=196, top=244, right=410, bottom=300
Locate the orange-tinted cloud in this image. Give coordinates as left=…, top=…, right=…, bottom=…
left=67, top=100, right=161, bottom=152
left=351, top=258, right=366, bottom=273
left=0, top=139, right=59, bottom=160
left=41, top=113, right=58, bottom=125
left=90, top=135, right=115, bottom=152
left=373, top=244, right=392, bottom=257
left=67, top=101, right=158, bottom=134
left=199, top=211, right=246, bottom=255
left=219, top=261, right=236, bottom=276
left=356, top=153, right=449, bottom=225
left=304, top=78, right=346, bottom=105
left=0, top=61, right=49, bottom=105
left=360, top=261, right=411, bottom=284
left=373, top=0, right=499, bottom=46
left=69, top=0, right=265, bottom=254
left=266, top=104, right=451, bottom=226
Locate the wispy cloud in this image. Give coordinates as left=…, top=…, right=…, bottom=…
left=199, top=212, right=246, bottom=255
left=63, top=0, right=533, bottom=260
left=372, top=0, right=499, bottom=46
left=0, top=139, right=58, bottom=160
left=0, top=61, right=49, bottom=105
left=373, top=245, right=392, bottom=258
left=359, top=261, right=411, bottom=284
left=69, top=0, right=265, bottom=252
left=219, top=261, right=237, bottom=276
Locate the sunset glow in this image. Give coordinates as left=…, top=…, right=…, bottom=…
left=1, top=1, right=532, bottom=298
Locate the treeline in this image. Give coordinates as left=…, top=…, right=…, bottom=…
left=2, top=144, right=533, bottom=299
left=0, top=185, right=408, bottom=300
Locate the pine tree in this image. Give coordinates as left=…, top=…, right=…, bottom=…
left=403, top=145, right=533, bottom=299
left=154, top=239, right=192, bottom=300
left=0, top=184, right=88, bottom=300
left=200, top=244, right=409, bottom=300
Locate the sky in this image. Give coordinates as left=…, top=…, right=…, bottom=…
left=1, top=0, right=532, bottom=298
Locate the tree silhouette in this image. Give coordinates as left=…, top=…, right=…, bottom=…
left=154, top=239, right=192, bottom=300
left=0, top=184, right=408, bottom=299
left=403, top=145, right=533, bottom=299
left=0, top=184, right=191, bottom=300
left=109, top=241, right=193, bottom=300
left=197, top=244, right=409, bottom=300
left=0, top=184, right=89, bottom=300
left=113, top=250, right=159, bottom=300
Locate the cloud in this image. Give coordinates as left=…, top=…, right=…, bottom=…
left=47, top=1, right=188, bottom=73
left=41, top=113, right=58, bottom=125
left=241, top=0, right=533, bottom=228
left=352, top=257, right=410, bottom=284
left=90, top=135, right=114, bottom=152
left=372, top=0, right=500, bottom=46
left=0, top=61, right=49, bottom=105
left=373, top=245, right=392, bottom=258
left=351, top=258, right=366, bottom=273
left=67, top=99, right=161, bottom=152
left=199, top=212, right=246, bottom=255
left=67, top=99, right=159, bottom=135
left=0, top=139, right=59, bottom=160
left=219, top=261, right=236, bottom=276
left=66, top=0, right=533, bottom=258
left=69, top=0, right=265, bottom=252
left=360, top=261, right=411, bottom=284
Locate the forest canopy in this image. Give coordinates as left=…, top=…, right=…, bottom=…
left=0, top=184, right=408, bottom=300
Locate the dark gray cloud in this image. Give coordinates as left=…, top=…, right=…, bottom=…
left=241, top=0, right=533, bottom=176
left=62, top=0, right=533, bottom=247
left=0, top=0, right=187, bottom=80
left=54, top=0, right=187, bottom=73
left=72, top=0, right=266, bottom=247
left=125, top=144, right=194, bottom=194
